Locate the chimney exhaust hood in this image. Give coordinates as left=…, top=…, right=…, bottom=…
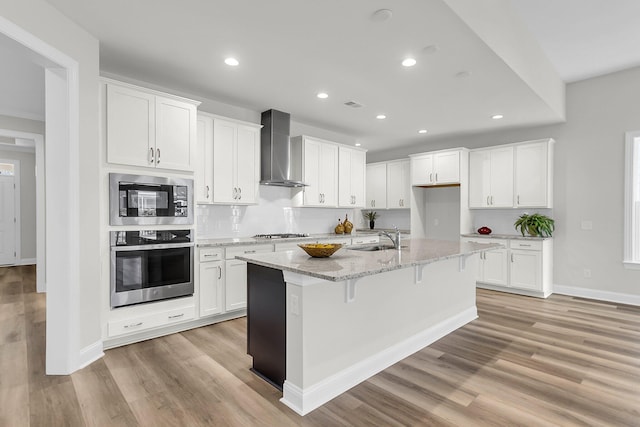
left=260, top=109, right=307, bottom=187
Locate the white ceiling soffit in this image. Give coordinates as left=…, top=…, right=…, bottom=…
left=44, top=0, right=566, bottom=151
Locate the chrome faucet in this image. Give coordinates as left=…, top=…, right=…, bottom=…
left=380, top=226, right=401, bottom=249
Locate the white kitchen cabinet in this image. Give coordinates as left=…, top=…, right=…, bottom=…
left=469, top=146, right=514, bottom=208
left=366, top=163, right=387, bottom=209
left=339, top=146, right=366, bottom=208
left=515, top=141, right=552, bottom=208
left=293, top=136, right=339, bottom=207
left=462, top=236, right=552, bottom=297
left=198, top=248, right=224, bottom=317
left=224, top=244, right=273, bottom=311
left=107, top=304, right=196, bottom=338
left=105, top=81, right=198, bottom=171
left=212, top=118, right=260, bottom=205
left=410, top=149, right=462, bottom=186
left=195, top=113, right=214, bottom=203
left=386, top=159, right=410, bottom=209
left=350, top=235, right=380, bottom=245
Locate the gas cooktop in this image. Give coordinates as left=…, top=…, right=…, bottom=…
left=252, top=233, right=310, bottom=239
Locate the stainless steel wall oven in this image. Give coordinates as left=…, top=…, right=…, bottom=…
left=109, top=173, right=193, bottom=225
left=110, top=230, right=194, bottom=308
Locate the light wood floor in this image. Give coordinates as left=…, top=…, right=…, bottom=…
left=2, top=265, right=640, bottom=426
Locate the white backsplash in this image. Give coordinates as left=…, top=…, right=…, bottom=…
left=362, top=209, right=411, bottom=231
left=196, top=186, right=362, bottom=238
left=471, top=208, right=554, bottom=235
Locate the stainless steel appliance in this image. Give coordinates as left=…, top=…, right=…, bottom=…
left=260, top=109, right=308, bottom=187
left=110, top=230, right=194, bottom=308
left=109, top=173, right=193, bottom=225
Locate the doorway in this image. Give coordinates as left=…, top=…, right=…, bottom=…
left=0, top=159, right=19, bottom=266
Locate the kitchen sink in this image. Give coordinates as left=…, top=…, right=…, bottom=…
left=348, top=244, right=407, bottom=252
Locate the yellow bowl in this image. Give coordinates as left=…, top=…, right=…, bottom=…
left=298, top=243, right=343, bottom=258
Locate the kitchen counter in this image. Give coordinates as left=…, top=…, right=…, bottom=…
left=197, top=230, right=408, bottom=248
left=237, top=238, right=499, bottom=282
left=242, top=238, right=499, bottom=416
left=461, top=233, right=552, bottom=240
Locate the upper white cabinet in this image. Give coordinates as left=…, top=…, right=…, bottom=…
left=469, top=139, right=553, bottom=209
left=515, top=141, right=553, bottom=208
left=293, top=136, right=339, bottom=207
left=339, top=146, right=366, bottom=208
left=386, top=159, right=410, bottom=209
left=410, top=149, right=462, bottom=186
left=212, top=117, right=260, bottom=205
left=195, top=113, right=214, bottom=203
left=105, top=80, right=198, bottom=171
left=366, top=163, right=387, bottom=209
left=469, top=146, right=514, bottom=208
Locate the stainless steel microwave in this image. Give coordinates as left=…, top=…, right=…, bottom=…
left=109, top=173, right=194, bottom=225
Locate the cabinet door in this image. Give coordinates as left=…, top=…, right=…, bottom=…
left=387, top=160, right=409, bottom=208
left=236, top=125, right=259, bottom=204
left=155, top=96, right=196, bottom=171
left=469, top=151, right=491, bottom=208
left=212, top=119, right=236, bottom=203
left=515, top=142, right=548, bottom=207
left=338, top=147, right=353, bottom=207
left=411, top=155, right=433, bottom=186
left=320, top=143, right=339, bottom=206
left=302, top=139, right=322, bottom=206
left=434, top=151, right=460, bottom=184
left=199, top=261, right=223, bottom=317
left=225, top=259, right=248, bottom=311
left=106, top=84, right=155, bottom=168
left=510, top=249, right=541, bottom=290
left=350, top=149, right=366, bottom=208
left=196, top=115, right=214, bottom=203
left=482, top=249, right=509, bottom=285
left=489, top=147, right=514, bottom=207
left=366, top=163, right=387, bottom=209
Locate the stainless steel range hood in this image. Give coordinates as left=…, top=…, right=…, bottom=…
left=260, top=109, right=307, bottom=187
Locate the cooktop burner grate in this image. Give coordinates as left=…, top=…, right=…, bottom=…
left=253, top=233, right=310, bottom=239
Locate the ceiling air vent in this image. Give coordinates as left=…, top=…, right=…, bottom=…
left=344, top=100, right=364, bottom=108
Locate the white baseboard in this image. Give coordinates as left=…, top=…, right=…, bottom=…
left=18, top=258, right=36, bottom=266
left=76, top=340, right=104, bottom=370
left=280, top=305, right=478, bottom=416
left=554, top=284, right=640, bottom=306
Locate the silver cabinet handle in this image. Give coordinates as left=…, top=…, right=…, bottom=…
left=487, top=196, right=490, bottom=206
left=233, top=187, right=238, bottom=199
left=206, top=185, right=210, bottom=199
left=429, top=172, right=433, bottom=182
left=124, top=322, right=143, bottom=329
left=149, top=147, right=155, bottom=164
left=517, top=195, right=520, bottom=205
left=519, top=244, right=531, bottom=247
left=203, top=253, right=218, bottom=259
left=218, top=266, right=222, bottom=279
left=238, top=187, right=242, bottom=200
left=322, top=193, right=325, bottom=203
left=490, top=195, right=494, bottom=205
left=156, top=148, right=160, bottom=164
left=435, top=173, right=438, bottom=182
left=168, top=313, right=184, bottom=320
left=244, top=250, right=256, bottom=254
left=511, top=253, right=514, bottom=262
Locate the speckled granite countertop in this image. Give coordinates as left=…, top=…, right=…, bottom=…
left=461, top=233, right=552, bottom=240
left=236, top=238, right=501, bottom=282
left=197, top=230, right=410, bottom=248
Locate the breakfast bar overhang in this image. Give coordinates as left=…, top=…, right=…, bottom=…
left=237, top=238, right=501, bottom=415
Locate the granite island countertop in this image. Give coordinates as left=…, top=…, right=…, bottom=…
left=236, top=238, right=501, bottom=282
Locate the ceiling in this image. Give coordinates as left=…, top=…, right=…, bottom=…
left=1, top=0, right=640, bottom=152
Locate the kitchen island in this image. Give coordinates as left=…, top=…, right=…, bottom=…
left=237, top=238, right=500, bottom=415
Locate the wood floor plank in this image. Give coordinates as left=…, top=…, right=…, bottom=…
left=4, top=266, right=640, bottom=426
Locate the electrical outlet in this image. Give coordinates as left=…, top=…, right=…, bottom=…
left=583, top=269, right=592, bottom=278
left=291, top=294, right=299, bottom=315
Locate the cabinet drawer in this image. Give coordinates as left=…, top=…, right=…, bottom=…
left=108, top=305, right=195, bottom=337
left=225, top=244, right=273, bottom=260
left=510, top=240, right=542, bottom=251
left=351, top=235, right=380, bottom=245
left=199, top=248, right=224, bottom=262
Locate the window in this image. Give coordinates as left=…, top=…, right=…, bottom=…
left=624, top=131, right=640, bottom=269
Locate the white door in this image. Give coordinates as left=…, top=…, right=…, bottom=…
left=0, top=175, right=16, bottom=265
left=235, top=125, right=259, bottom=204
left=434, top=151, right=460, bottom=184
left=320, top=143, right=338, bottom=206
left=515, top=142, right=548, bottom=207
left=155, top=95, right=196, bottom=171
left=366, top=163, right=387, bottom=209
left=489, top=147, right=514, bottom=207
left=411, top=155, right=433, bottom=185
left=510, top=249, right=541, bottom=290
left=225, top=259, right=248, bottom=311
left=212, top=118, right=237, bottom=203
left=469, top=150, right=491, bottom=208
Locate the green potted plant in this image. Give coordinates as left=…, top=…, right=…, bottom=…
left=364, top=211, right=378, bottom=230
left=514, top=213, right=555, bottom=237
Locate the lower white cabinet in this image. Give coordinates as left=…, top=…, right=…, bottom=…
left=462, top=236, right=552, bottom=297
left=224, top=244, right=274, bottom=311
left=198, top=248, right=224, bottom=317
left=108, top=304, right=196, bottom=338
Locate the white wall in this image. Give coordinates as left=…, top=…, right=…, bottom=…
left=369, top=65, right=640, bottom=297
left=0, top=149, right=35, bottom=260
left=0, top=0, right=101, bottom=357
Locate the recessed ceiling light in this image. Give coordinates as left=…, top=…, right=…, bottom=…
left=355, top=143, right=362, bottom=147
left=371, top=9, right=393, bottom=22
left=491, top=114, right=504, bottom=120
left=455, top=71, right=471, bottom=79
left=402, top=58, right=417, bottom=67
left=376, top=114, right=386, bottom=120
left=418, top=129, right=428, bottom=134
left=224, top=57, right=239, bottom=66
left=317, top=92, right=328, bottom=99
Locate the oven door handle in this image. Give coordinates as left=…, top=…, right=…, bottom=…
left=111, top=242, right=195, bottom=252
